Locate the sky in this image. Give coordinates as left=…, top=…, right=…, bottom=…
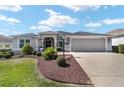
left=0, top=5, right=124, bottom=36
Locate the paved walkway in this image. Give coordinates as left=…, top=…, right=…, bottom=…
left=72, top=52, right=124, bottom=87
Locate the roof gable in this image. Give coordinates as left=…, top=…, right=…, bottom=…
left=107, top=29, right=124, bottom=36
left=10, top=33, right=38, bottom=38
left=0, top=34, right=12, bottom=43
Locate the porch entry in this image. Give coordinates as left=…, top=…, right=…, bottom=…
left=44, top=37, right=54, bottom=48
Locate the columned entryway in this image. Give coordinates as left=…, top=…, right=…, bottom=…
left=44, top=37, right=54, bottom=48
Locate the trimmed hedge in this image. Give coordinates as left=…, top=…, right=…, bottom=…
left=32, top=50, right=37, bottom=55
left=56, top=56, right=66, bottom=66
left=0, top=52, right=4, bottom=58
left=0, top=49, right=12, bottom=52
left=56, top=47, right=62, bottom=51
left=118, top=44, right=124, bottom=54
left=43, top=47, right=58, bottom=60
left=112, top=46, right=119, bottom=53
left=0, top=51, right=13, bottom=59
left=22, top=44, right=34, bottom=55
left=36, top=51, right=42, bottom=56
left=4, top=52, right=12, bottom=59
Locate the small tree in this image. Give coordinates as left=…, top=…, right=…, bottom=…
left=22, top=44, right=34, bottom=55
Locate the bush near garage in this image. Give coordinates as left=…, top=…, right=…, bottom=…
left=56, top=56, right=66, bottom=66
left=56, top=47, right=63, bottom=51
left=118, top=44, right=124, bottom=54
left=112, top=46, right=119, bottom=53
left=43, top=47, right=58, bottom=60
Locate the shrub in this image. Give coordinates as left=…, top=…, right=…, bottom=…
left=43, top=47, right=57, bottom=60
left=36, top=51, right=41, bottom=56
left=43, top=54, right=49, bottom=60
left=22, top=44, right=34, bottom=55
left=56, top=47, right=62, bottom=51
left=8, top=51, right=14, bottom=56
left=118, top=44, right=124, bottom=54
left=112, top=46, right=119, bottom=53
left=4, top=52, right=12, bottom=59
left=56, top=56, right=66, bottom=66
left=32, top=50, right=37, bottom=55
left=0, top=52, right=4, bottom=58
left=0, top=49, right=12, bottom=52
left=52, top=52, right=58, bottom=59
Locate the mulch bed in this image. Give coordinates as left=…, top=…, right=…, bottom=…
left=37, top=55, right=93, bottom=85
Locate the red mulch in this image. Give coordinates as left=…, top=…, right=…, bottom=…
left=37, top=55, right=93, bottom=85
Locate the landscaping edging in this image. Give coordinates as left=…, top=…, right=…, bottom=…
left=0, top=55, right=39, bottom=61
left=37, top=55, right=93, bottom=85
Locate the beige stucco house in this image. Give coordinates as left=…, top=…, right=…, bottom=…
left=10, top=31, right=112, bottom=52
left=107, top=29, right=124, bottom=46
left=0, top=34, right=12, bottom=49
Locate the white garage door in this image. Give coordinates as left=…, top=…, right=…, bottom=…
left=71, top=39, right=105, bottom=52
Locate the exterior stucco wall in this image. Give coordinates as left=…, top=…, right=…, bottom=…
left=12, top=37, right=18, bottom=50
left=12, top=37, right=38, bottom=50
left=11, top=34, right=112, bottom=52
left=112, top=37, right=124, bottom=46
left=65, top=44, right=70, bottom=51
left=105, top=37, right=112, bottom=51
left=37, top=38, right=42, bottom=48
left=31, top=37, right=37, bottom=49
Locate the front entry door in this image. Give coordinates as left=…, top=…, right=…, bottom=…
left=44, top=37, right=54, bottom=49
left=46, top=40, right=51, bottom=48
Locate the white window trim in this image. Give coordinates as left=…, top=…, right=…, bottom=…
left=17, top=38, right=31, bottom=50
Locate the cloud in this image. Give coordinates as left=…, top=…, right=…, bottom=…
left=0, top=14, right=21, bottom=25
left=0, top=5, right=22, bottom=12
left=63, top=5, right=101, bottom=12
left=103, top=18, right=124, bottom=25
left=30, top=25, right=53, bottom=31
left=85, top=18, right=124, bottom=29
left=39, top=9, right=78, bottom=27
left=45, top=9, right=61, bottom=16
left=104, top=6, right=108, bottom=10
left=84, top=21, right=102, bottom=28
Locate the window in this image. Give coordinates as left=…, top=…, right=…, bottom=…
left=19, top=39, right=30, bottom=48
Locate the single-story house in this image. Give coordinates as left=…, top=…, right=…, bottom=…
left=10, top=31, right=112, bottom=52
left=0, top=34, right=12, bottom=49
left=107, top=29, right=124, bottom=46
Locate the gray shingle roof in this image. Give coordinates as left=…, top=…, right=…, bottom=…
left=0, top=34, right=12, bottom=43
left=10, top=33, right=38, bottom=37
left=113, top=34, right=124, bottom=38
left=57, top=31, right=109, bottom=36
left=39, top=31, right=58, bottom=35
left=107, top=29, right=124, bottom=36
left=10, top=31, right=110, bottom=38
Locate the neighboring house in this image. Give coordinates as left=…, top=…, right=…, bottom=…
left=107, top=29, right=124, bottom=46
left=0, top=34, right=12, bottom=49
left=10, top=31, right=112, bottom=52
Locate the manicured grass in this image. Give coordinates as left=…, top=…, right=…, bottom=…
left=0, top=58, right=66, bottom=87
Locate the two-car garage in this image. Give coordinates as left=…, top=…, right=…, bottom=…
left=71, top=38, right=106, bottom=52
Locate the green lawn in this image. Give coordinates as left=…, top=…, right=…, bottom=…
left=0, top=58, right=66, bottom=87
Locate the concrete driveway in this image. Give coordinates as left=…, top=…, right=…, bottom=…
left=72, top=52, right=124, bottom=87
